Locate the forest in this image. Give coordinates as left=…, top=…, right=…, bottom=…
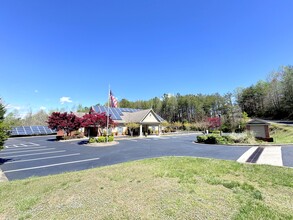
left=119, top=65, right=293, bottom=121
left=3, top=65, right=293, bottom=132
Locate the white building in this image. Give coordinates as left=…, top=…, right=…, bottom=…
left=90, top=106, right=165, bottom=137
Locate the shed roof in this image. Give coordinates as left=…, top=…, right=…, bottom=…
left=247, top=119, right=270, bottom=125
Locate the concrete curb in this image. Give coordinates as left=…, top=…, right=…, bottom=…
left=58, top=138, right=88, bottom=143
left=86, top=141, right=119, bottom=147
left=0, top=168, right=8, bottom=182
left=193, top=141, right=293, bottom=147
left=115, top=132, right=200, bottom=141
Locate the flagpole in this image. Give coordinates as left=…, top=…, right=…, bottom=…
left=106, top=85, right=110, bottom=143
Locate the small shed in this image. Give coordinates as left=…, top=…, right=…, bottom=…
left=246, top=119, right=272, bottom=141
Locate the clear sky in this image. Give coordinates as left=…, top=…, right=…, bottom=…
left=1, top=0, right=292, bottom=116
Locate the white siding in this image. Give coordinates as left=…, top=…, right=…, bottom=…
left=142, top=112, right=159, bottom=123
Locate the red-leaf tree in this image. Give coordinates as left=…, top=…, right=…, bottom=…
left=81, top=112, right=116, bottom=137
left=207, top=117, right=221, bottom=129
left=47, top=112, right=82, bottom=136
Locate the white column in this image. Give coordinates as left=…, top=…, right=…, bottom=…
left=140, top=124, right=143, bottom=137
left=158, top=124, right=161, bottom=136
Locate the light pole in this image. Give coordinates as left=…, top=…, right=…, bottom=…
left=218, top=114, right=222, bottom=136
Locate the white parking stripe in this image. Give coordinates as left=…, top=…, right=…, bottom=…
left=0, top=148, right=55, bottom=155
left=7, top=144, right=38, bottom=149
left=237, top=147, right=258, bottom=163
left=6, top=153, right=81, bottom=164
left=1, top=150, right=66, bottom=158
left=128, top=140, right=138, bottom=142
left=28, top=143, right=40, bottom=146
left=2, top=146, right=47, bottom=152
left=4, top=157, right=100, bottom=173
left=257, top=147, right=283, bottom=166
left=5, top=143, right=40, bottom=148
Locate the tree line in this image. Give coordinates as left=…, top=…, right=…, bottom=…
left=2, top=65, right=292, bottom=133
left=119, top=65, right=293, bottom=121
left=119, top=93, right=244, bottom=132
left=236, top=66, right=293, bottom=119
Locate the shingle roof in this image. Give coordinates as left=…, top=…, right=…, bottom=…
left=121, top=109, right=151, bottom=123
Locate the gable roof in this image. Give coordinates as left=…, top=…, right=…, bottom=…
left=247, top=119, right=269, bottom=125
left=91, top=106, right=164, bottom=123
left=121, top=109, right=163, bottom=123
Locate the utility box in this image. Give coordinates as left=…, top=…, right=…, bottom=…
left=246, top=119, right=273, bottom=142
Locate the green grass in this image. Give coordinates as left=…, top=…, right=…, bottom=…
left=270, top=123, right=293, bottom=144
left=1, top=157, right=293, bottom=219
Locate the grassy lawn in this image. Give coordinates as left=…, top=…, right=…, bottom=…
left=270, top=123, right=293, bottom=144
left=1, top=157, right=293, bottom=219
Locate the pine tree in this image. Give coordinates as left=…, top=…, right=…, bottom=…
left=0, top=98, right=9, bottom=148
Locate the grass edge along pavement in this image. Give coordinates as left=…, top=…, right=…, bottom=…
left=0, top=157, right=292, bottom=219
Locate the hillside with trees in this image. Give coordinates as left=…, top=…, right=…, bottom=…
left=236, top=66, right=293, bottom=119
left=3, top=65, right=292, bottom=133
left=119, top=65, right=292, bottom=122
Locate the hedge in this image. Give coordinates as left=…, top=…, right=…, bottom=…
left=197, top=134, right=233, bottom=145
left=89, top=135, right=115, bottom=143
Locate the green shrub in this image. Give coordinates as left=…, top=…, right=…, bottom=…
left=97, top=136, right=106, bottom=143
left=89, top=137, right=96, bottom=143
left=227, top=132, right=257, bottom=144
left=197, top=135, right=207, bottom=143
left=221, top=135, right=234, bottom=144
left=108, top=135, right=114, bottom=142
left=197, top=134, right=234, bottom=144
left=209, top=130, right=221, bottom=134
left=205, top=135, right=218, bottom=144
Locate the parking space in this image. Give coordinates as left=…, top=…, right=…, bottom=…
left=2, top=134, right=291, bottom=181
left=1, top=138, right=103, bottom=180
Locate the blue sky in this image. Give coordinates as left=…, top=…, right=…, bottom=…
left=1, top=0, right=292, bottom=116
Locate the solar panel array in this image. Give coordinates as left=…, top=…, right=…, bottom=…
left=93, top=106, right=141, bottom=120
left=10, top=126, right=56, bottom=136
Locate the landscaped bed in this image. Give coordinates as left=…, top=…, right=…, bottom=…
left=196, top=132, right=259, bottom=145
left=197, top=123, right=293, bottom=145
left=0, top=157, right=292, bottom=219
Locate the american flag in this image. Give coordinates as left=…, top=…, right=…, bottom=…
left=110, top=90, right=118, bottom=108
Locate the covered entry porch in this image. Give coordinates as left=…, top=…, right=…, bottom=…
left=120, top=109, right=164, bottom=137
left=139, top=123, right=162, bottom=137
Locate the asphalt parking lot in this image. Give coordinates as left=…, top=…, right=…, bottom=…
left=1, top=134, right=292, bottom=181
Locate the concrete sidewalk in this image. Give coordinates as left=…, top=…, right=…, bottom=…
left=237, top=146, right=283, bottom=167
left=0, top=168, right=8, bottom=182
left=257, top=147, right=283, bottom=166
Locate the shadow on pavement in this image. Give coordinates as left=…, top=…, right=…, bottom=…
left=0, top=158, right=13, bottom=165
